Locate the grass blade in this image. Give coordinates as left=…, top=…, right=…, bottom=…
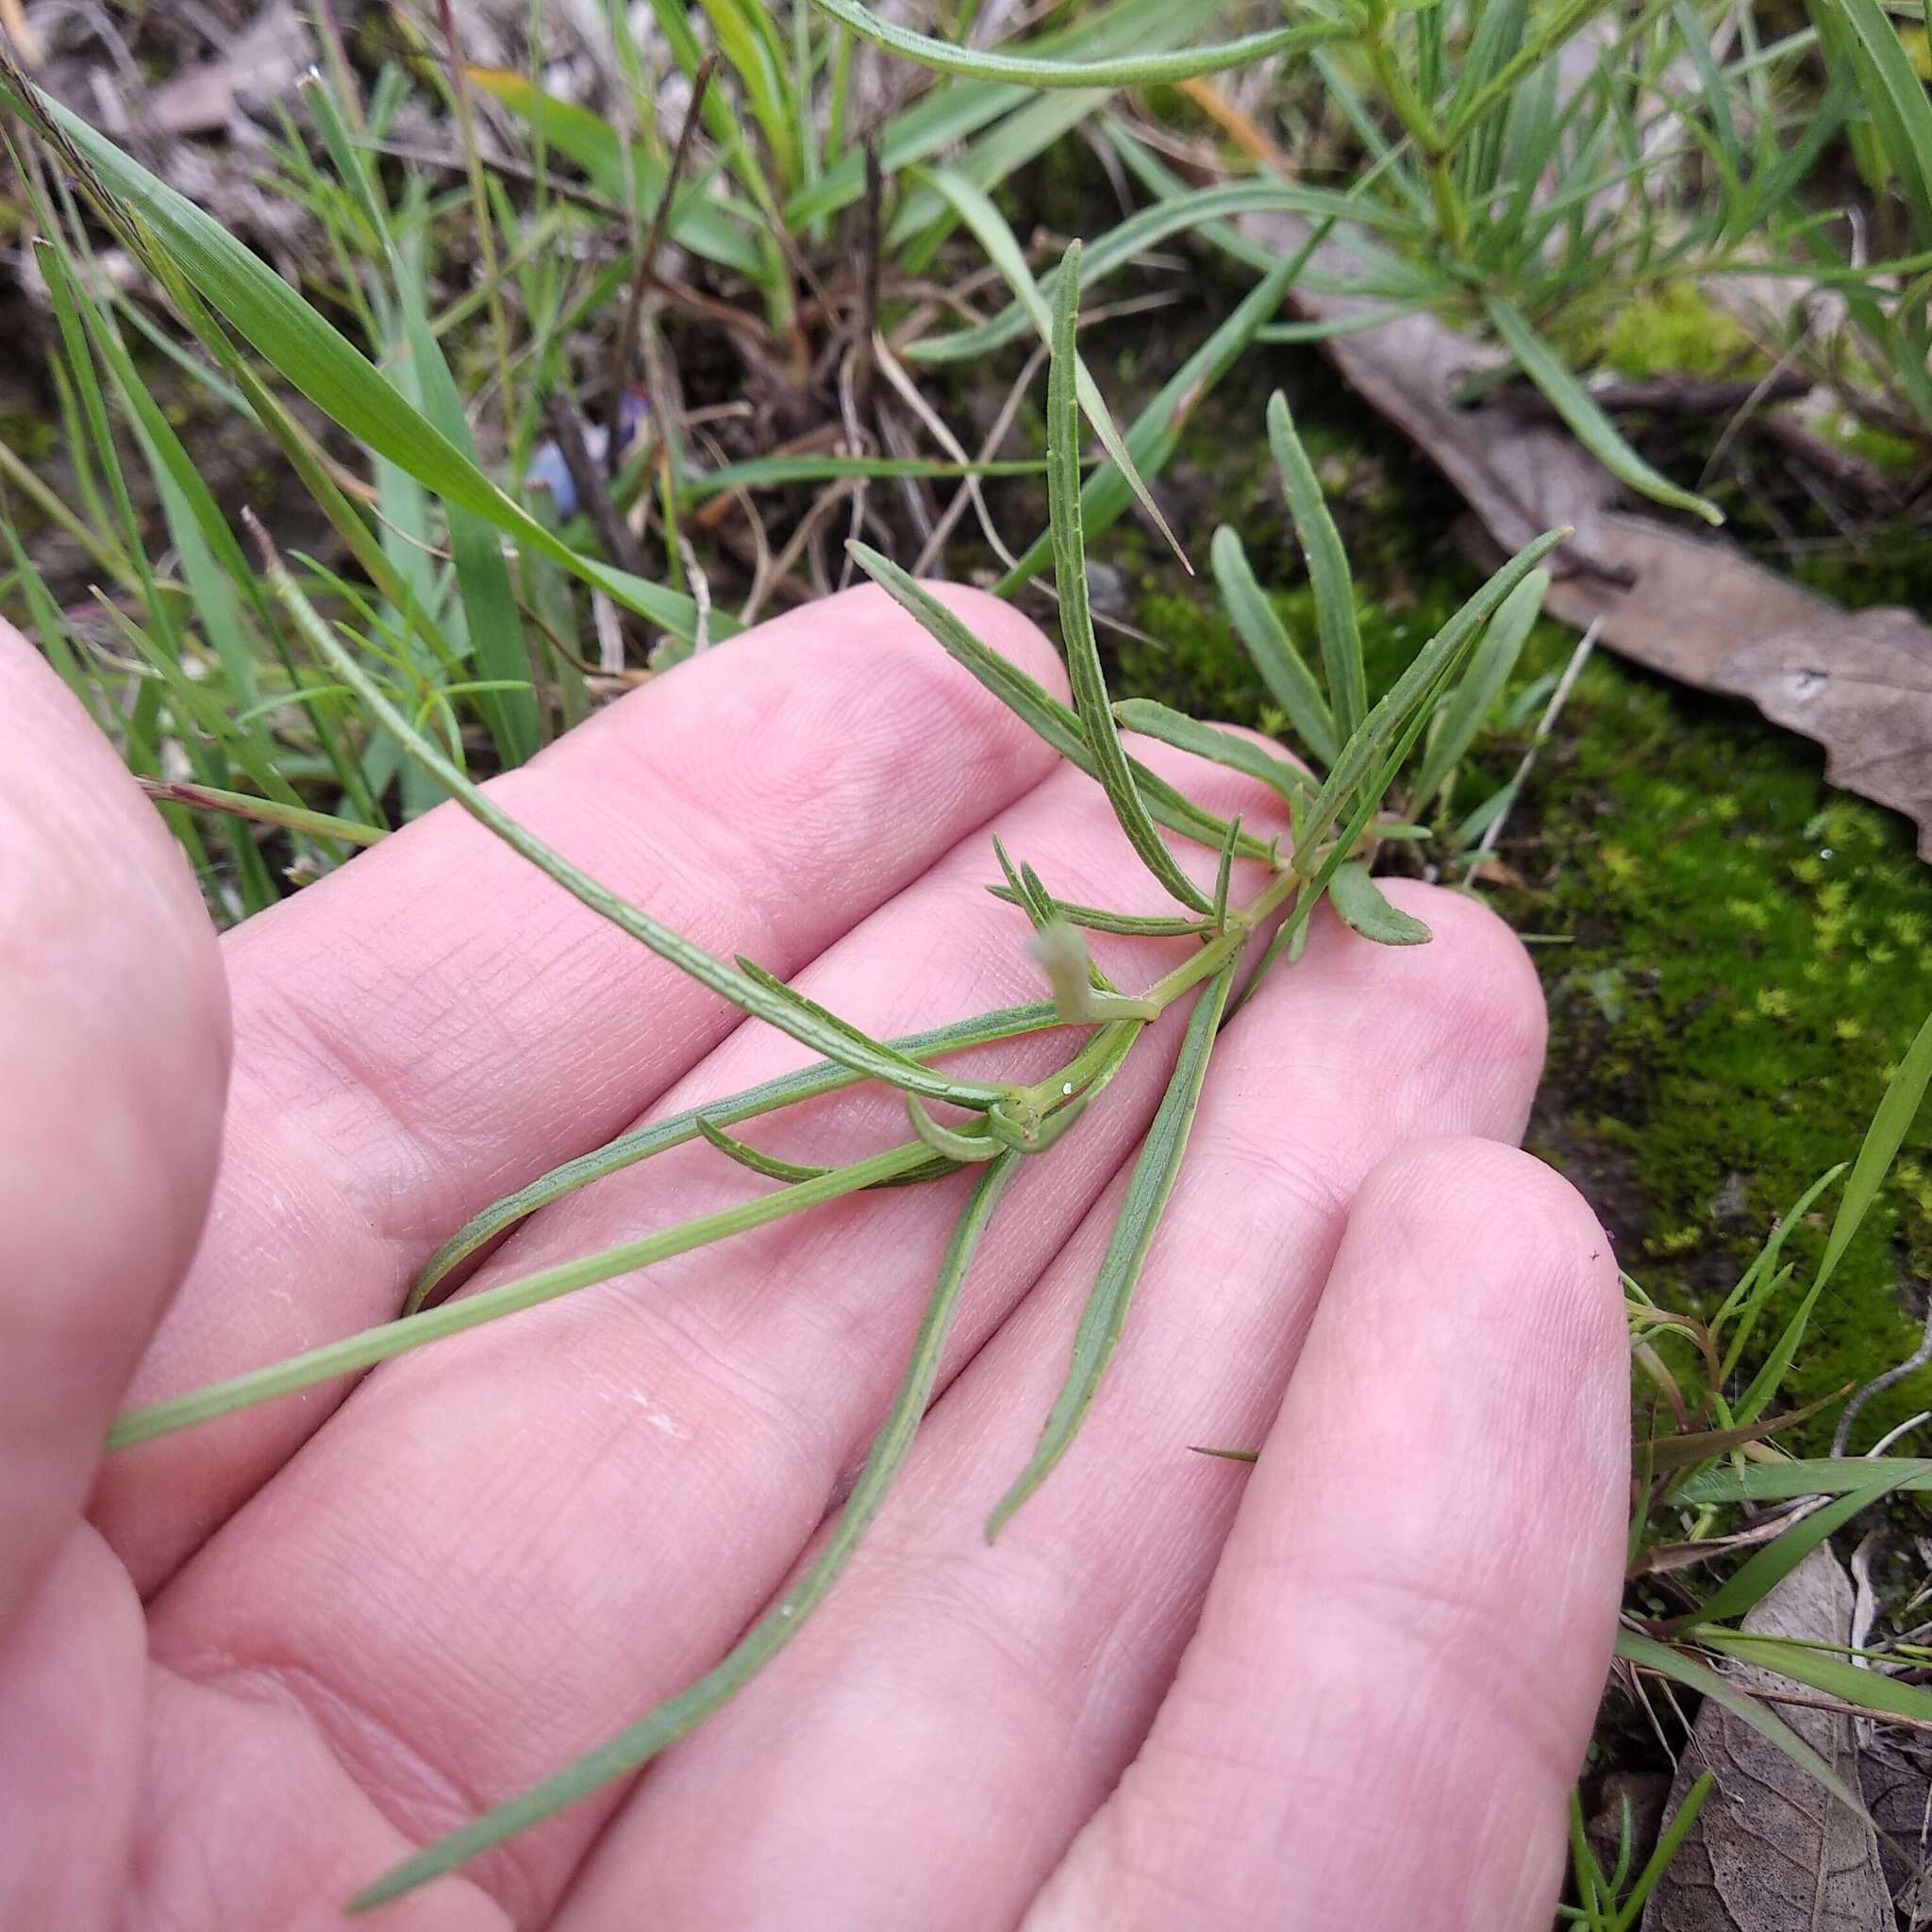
left=1265, top=391, right=1366, bottom=742
left=0, top=72, right=724, bottom=643
left=1615, top=1628, right=1868, bottom=1818
left=790, top=0, right=1176, bottom=227
left=1681, top=1461, right=1922, bottom=1627
left=1735, top=1002, right=1932, bottom=1424
left=1827, top=0, right=1932, bottom=237
left=464, top=66, right=764, bottom=275
left=1676, top=1457, right=1932, bottom=1506
left=392, top=221, right=540, bottom=765
left=1044, top=245, right=1210, bottom=914
left=811, top=0, right=1352, bottom=88
left=1209, top=525, right=1338, bottom=767
left=137, top=778, right=384, bottom=849
left=987, top=958, right=1237, bottom=1538
left=1112, top=697, right=1307, bottom=807
left=1483, top=294, right=1724, bottom=525
left=1700, top=1631, right=1932, bottom=1727
left=353, top=1155, right=1020, bottom=1910
left=908, top=180, right=1409, bottom=367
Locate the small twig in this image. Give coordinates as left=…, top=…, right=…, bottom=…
left=608, top=55, right=715, bottom=479
left=1747, top=1685, right=1932, bottom=1738
left=741, top=479, right=858, bottom=626
left=1757, top=412, right=1903, bottom=509
left=914, top=341, right=1046, bottom=575
left=836, top=347, right=871, bottom=594
left=1833, top=1300, right=1932, bottom=1457
left=351, top=137, right=624, bottom=216
left=1473, top=621, right=1600, bottom=862
left=1492, top=374, right=1813, bottom=419
left=0, top=0, right=45, bottom=68
left=541, top=392, right=648, bottom=581
left=436, top=0, right=515, bottom=451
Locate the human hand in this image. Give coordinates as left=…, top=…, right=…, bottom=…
left=0, top=586, right=1625, bottom=1931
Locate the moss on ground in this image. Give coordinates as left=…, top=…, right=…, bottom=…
left=1087, top=341, right=1932, bottom=1451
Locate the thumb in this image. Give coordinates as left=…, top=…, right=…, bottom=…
left=0, top=622, right=228, bottom=1637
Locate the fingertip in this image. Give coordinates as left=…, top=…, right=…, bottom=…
left=1312, top=879, right=1548, bottom=1117
left=1355, top=1138, right=1623, bottom=1379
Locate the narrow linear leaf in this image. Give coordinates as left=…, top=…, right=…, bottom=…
left=1328, top=860, right=1431, bottom=945
left=394, top=236, right=540, bottom=767
left=991, top=837, right=1057, bottom=932
left=909, top=181, right=1410, bottom=367
left=906, top=1095, right=1001, bottom=1162
left=1647, top=1385, right=1851, bottom=1475
left=988, top=958, right=1238, bottom=1539
left=1829, top=0, right=1932, bottom=234
left=1410, top=568, right=1547, bottom=805
left=788, top=0, right=1180, bottom=227
left=695, top=1115, right=831, bottom=1185
left=732, top=955, right=988, bottom=1099
left=1209, top=525, right=1337, bottom=767
left=138, top=778, right=384, bottom=849
left=352, top=1156, right=1022, bottom=1911
left=1483, top=295, right=1724, bottom=525
left=1112, top=697, right=1309, bottom=807
left=994, top=225, right=1324, bottom=593
left=1297, top=527, right=1570, bottom=858
left=1045, top=247, right=1212, bottom=915
left=463, top=67, right=765, bottom=274
left=987, top=885, right=1209, bottom=939
left=1211, top=816, right=1239, bottom=932
left=847, top=543, right=1273, bottom=862
left=405, top=1001, right=1058, bottom=1309
left=810, top=0, right=1352, bottom=89
left=1736, top=1002, right=1932, bottom=1424
left=0, top=75, right=726, bottom=644
left=1265, top=391, right=1366, bottom=741
left=684, top=454, right=1044, bottom=498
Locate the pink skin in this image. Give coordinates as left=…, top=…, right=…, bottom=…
left=0, top=588, right=1626, bottom=1932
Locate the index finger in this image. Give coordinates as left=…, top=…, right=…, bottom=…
left=96, top=585, right=1067, bottom=1592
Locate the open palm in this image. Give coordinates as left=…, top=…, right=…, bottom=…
left=2, top=586, right=1625, bottom=1931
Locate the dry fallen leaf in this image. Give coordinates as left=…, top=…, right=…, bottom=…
left=1862, top=1735, right=1932, bottom=1929
left=1239, top=212, right=1932, bottom=859
left=1640, top=1544, right=1891, bottom=1932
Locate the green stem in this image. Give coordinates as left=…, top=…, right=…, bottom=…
left=108, top=1140, right=936, bottom=1450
